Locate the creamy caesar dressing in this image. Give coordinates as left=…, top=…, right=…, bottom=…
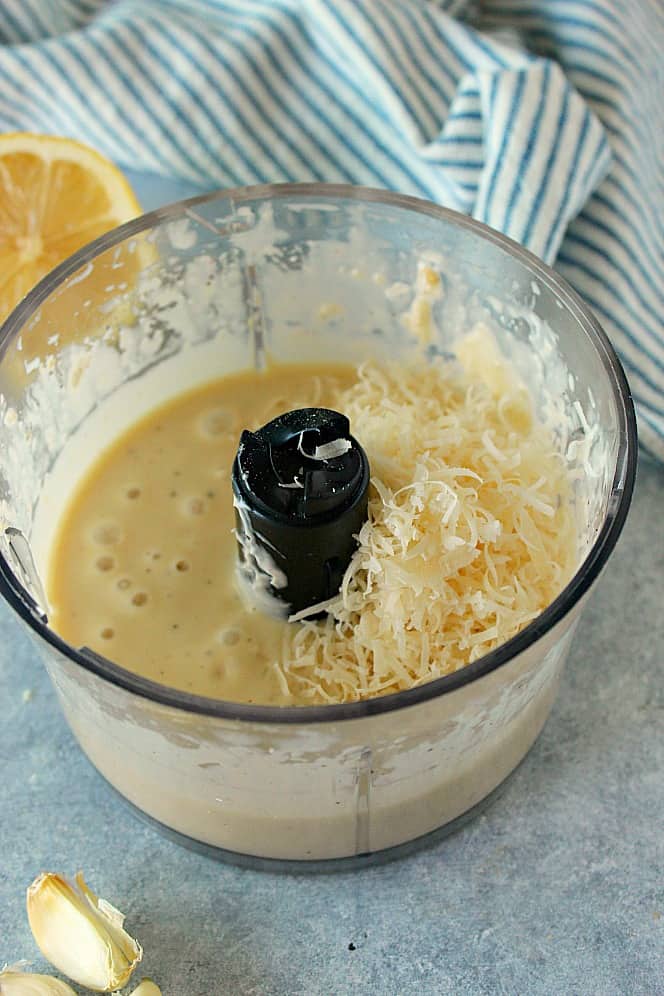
left=47, top=333, right=577, bottom=707
left=47, top=363, right=356, bottom=705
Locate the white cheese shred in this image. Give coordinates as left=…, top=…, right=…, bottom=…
left=278, top=327, right=577, bottom=705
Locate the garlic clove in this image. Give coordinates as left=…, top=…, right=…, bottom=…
left=0, top=968, right=76, bottom=995
left=26, top=872, right=142, bottom=992
left=129, top=980, right=162, bottom=996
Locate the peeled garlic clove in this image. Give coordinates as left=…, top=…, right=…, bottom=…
left=130, top=980, right=162, bottom=996
left=26, top=872, right=142, bottom=992
left=0, top=969, right=76, bottom=995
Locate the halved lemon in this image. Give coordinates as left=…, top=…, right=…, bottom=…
left=0, top=132, right=141, bottom=325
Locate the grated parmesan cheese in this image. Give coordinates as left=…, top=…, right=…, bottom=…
left=278, top=326, right=577, bottom=704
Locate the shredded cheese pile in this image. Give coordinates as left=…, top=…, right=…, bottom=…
left=279, top=326, right=577, bottom=704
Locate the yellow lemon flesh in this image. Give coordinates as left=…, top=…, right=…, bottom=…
left=0, top=132, right=140, bottom=325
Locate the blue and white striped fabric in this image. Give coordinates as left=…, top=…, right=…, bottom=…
left=0, top=1, right=662, bottom=458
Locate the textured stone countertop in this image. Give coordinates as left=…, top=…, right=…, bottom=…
left=0, top=175, right=662, bottom=996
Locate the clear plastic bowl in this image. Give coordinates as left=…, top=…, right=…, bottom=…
left=0, top=185, right=637, bottom=866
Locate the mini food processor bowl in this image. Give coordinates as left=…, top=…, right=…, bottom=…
left=0, top=185, right=637, bottom=866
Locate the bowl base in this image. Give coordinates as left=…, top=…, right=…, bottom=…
left=100, top=760, right=524, bottom=874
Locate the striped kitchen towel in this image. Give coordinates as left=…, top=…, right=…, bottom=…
left=0, top=0, right=662, bottom=458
